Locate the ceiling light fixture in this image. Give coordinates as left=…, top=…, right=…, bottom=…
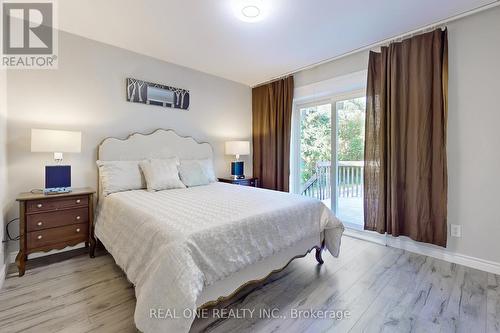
left=234, top=0, right=266, bottom=23
left=241, top=5, right=260, bottom=18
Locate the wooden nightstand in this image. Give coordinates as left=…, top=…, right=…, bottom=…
left=15, top=187, right=96, bottom=276
left=218, top=177, right=259, bottom=187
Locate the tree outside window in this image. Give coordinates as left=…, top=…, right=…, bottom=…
left=299, top=97, right=365, bottom=187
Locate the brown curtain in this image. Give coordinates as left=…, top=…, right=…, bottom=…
left=252, top=76, right=294, bottom=191
left=364, top=29, right=448, bottom=247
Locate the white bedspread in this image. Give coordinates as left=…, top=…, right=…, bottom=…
left=95, top=182, right=344, bottom=333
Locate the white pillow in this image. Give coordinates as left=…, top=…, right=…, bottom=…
left=179, top=160, right=210, bottom=187
left=97, top=160, right=146, bottom=196
left=139, top=158, right=186, bottom=191
left=181, top=158, right=217, bottom=182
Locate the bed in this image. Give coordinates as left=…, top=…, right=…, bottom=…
left=93, top=129, right=344, bottom=333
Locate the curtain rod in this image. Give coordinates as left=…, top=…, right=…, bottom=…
left=252, top=75, right=293, bottom=89
left=253, top=0, right=500, bottom=88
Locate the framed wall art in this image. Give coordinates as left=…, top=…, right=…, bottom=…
left=126, top=78, right=190, bottom=110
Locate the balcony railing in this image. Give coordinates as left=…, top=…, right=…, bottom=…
left=301, top=161, right=364, bottom=200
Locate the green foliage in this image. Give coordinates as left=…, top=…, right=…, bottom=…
left=300, top=106, right=331, bottom=184
left=300, top=98, right=365, bottom=186
left=337, top=98, right=365, bottom=161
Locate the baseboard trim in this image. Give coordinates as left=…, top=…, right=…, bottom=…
left=8, top=243, right=86, bottom=267
left=344, top=228, right=386, bottom=246
left=385, top=236, right=500, bottom=275
left=0, top=263, right=6, bottom=290
left=344, top=228, right=500, bottom=275
left=5, top=232, right=500, bottom=278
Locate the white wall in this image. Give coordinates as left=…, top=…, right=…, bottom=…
left=445, top=6, right=500, bottom=264
left=5, top=30, right=252, bottom=254
left=0, top=68, right=7, bottom=286
left=295, top=6, right=500, bottom=265
left=294, top=50, right=370, bottom=88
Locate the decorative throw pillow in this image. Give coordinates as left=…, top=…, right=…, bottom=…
left=96, top=160, right=146, bottom=196
left=178, top=160, right=210, bottom=187
left=181, top=158, right=217, bottom=182
left=139, top=158, right=186, bottom=191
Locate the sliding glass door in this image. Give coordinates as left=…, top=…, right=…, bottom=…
left=335, top=96, right=365, bottom=229
left=298, top=102, right=333, bottom=205
left=294, top=93, right=366, bottom=230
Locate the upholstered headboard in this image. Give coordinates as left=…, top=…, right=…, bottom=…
left=97, top=129, right=214, bottom=198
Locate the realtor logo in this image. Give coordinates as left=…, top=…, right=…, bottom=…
left=1, top=0, right=58, bottom=68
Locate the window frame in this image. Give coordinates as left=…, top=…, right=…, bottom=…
left=291, top=89, right=366, bottom=216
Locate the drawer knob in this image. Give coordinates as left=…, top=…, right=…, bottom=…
left=76, top=216, right=81, bottom=220
left=37, top=203, right=43, bottom=208
left=37, top=221, right=43, bottom=226
left=76, top=228, right=81, bottom=233
left=37, top=235, right=42, bottom=240
left=76, top=199, right=81, bottom=204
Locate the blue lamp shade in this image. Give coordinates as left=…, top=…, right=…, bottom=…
left=231, top=161, right=244, bottom=179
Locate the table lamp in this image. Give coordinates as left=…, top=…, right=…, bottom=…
left=31, top=129, right=82, bottom=194
left=225, top=141, right=250, bottom=179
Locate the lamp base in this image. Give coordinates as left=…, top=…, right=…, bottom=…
left=230, top=161, right=244, bottom=179
left=44, top=187, right=72, bottom=195
left=45, top=165, right=71, bottom=191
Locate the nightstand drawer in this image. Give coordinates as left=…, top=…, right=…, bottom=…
left=238, top=179, right=256, bottom=186
left=27, top=208, right=89, bottom=232
left=28, top=223, right=88, bottom=250
left=218, top=177, right=259, bottom=187
left=26, top=196, right=89, bottom=214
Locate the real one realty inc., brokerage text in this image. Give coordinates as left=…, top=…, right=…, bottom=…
left=150, top=307, right=351, bottom=320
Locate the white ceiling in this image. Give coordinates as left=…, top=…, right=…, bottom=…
left=59, top=0, right=498, bottom=86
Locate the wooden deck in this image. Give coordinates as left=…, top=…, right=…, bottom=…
left=0, top=236, right=499, bottom=332
left=323, top=196, right=364, bottom=229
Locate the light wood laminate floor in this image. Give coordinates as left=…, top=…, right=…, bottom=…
left=1, top=236, right=499, bottom=333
